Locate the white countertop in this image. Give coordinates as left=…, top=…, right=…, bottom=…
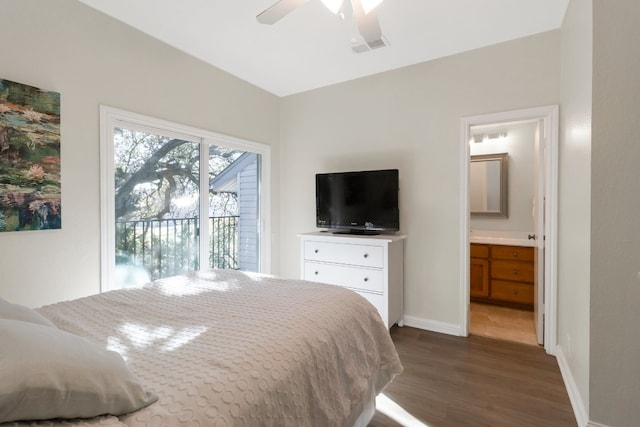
left=469, top=231, right=535, bottom=247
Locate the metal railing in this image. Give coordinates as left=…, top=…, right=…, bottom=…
left=115, top=215, right=239, bottom=281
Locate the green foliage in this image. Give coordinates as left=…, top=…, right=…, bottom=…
left=114, top=128, right=242, bottom=221
left=114, top=127, right=245, bottom=283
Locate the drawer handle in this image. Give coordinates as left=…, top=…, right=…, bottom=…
left=512, top=252, right=519, bottom=257
left=512, top=289, right=519, bottom=295
left=363, top=253, right=369, bottom=258
left=363, top=277, right=369, bottom=282
left=314, top=249, right=319, bottom=253
left=314, top=271, right=318, bottom=275
left=512, top=270, right=518, bottom=275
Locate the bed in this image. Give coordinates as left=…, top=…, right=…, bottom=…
left=0, top=269, right=403, bottom=426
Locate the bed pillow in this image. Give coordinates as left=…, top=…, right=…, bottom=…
left=0, top=297, right=56, bottom=328
left=0, top=319, right=158, bottom=423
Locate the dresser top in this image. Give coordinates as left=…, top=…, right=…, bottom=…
left=298, top=231, right=406, bottom=243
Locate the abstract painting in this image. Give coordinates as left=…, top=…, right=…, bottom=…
left=0, top=78, right=61, bottom=232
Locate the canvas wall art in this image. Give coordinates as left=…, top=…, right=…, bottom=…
left=0, top=78, right=61, bottom=232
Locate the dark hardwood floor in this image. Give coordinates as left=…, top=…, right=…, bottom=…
left=369, top=326, right=576, bottom=427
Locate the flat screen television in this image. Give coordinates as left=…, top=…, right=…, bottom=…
left=316, top=169, right=399, bottom=235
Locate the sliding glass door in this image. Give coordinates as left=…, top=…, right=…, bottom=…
left=100, top=107, right=268, bottom=291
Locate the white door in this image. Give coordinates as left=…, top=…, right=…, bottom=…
left=533, top=120, right=545, bottom=345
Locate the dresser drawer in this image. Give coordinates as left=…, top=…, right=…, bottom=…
left=303, top=241, right=384, bottom=268
left=356, top=291, right=385, bottom=321
left=491, top=260, right=534, bottom=282
left=491, top=245, right=534, bottom=261
left=303, top=261, right=384, bottom=293
left=491, top=280, right=534, bottom=305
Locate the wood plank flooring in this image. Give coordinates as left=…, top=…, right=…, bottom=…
left=368, top=326, right=576, bottom=427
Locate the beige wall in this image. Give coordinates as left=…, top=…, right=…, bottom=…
left=558, top=0, right=593, bottom=423
left=0, top=0, right=280, bottom=307
left=591, top=1, right=640, bottom=426
left=280, top=32, right=561, bottom=326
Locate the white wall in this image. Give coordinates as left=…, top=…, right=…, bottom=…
left=591, top=1, right=640, bottom=426
left=280, top=32, right=561, bottom=327
left=470, top=121, right=537, bottom=233
left=0, top=0, right=280, bottom=307
left=557, top=0, right=592, bottom=424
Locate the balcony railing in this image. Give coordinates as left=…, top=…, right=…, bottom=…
left=115, top=215, right=239, bottom=281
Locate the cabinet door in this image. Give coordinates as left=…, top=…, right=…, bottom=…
left=470, top=258, right=489, bottom=297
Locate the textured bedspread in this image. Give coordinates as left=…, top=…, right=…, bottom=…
left=17, top=270, right=402, bottom=426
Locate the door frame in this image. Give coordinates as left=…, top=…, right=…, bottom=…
left=459, top=105, right=558, bottom=355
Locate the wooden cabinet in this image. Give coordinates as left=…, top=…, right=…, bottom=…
left=299, top=232, right=405, bottom=328
left=470, top=258, right=489, bottom=297
left=470, top=244, right=489, bottom=297
left=470, top=243, right=534, bottom=309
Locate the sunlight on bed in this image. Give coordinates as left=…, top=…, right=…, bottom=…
left=156, top=272, right=246, bottom=295
left=108, top=323, right=208, bottom=358
left=157, top=281, right=211, bottom=296
left=161, top=326, right=207, bottom=351
left=376, top=393, right=430, bottom=427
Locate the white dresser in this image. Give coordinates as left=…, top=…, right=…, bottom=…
left=298, top=232, right=405, bottom=328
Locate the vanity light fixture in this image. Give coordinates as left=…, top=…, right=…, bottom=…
left=471, top=131, right=508, bottom=143
left=487, top=131, right=508, bottom=140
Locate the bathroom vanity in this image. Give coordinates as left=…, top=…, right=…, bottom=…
left=470, top=240, right=534, bottom=309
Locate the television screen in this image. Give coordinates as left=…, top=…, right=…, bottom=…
left=316, top=169, right=399, bottom=234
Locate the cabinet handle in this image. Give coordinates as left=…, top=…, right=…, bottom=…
left=314, top=249, right=319, bottom=253
left=363, top=253, right=369, bottom=258
left=512, top=252, right=519, bottom=257
left=314, top=271, right=318, bottom=275
left=363, top=277, right=369, bottom=282
left=512, top=289, right=519, bottom=295
left=512, top=270, right=518, bottom=275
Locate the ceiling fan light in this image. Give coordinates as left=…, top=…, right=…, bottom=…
left=361, top=0, right=384, bottom=14
left=320, top=0, right=344, bottom=14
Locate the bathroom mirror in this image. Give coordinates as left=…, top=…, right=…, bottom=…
left=470, top=153, right=508, bottom=218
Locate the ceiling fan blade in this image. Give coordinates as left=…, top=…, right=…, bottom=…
left=352, top=0, right=382, bottom=43
left=257, top=0, right=310, bottom=24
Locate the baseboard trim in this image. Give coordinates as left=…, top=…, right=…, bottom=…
left=586, top=422, right=612, bottom=427
left=402, top=315, right=462, bottom=336
left=556, top=345, right=590, bottom=427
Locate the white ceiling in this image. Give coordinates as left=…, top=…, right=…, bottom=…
left=77, top=0, right=570, bottom=97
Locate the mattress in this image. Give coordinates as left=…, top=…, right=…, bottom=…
left=8, top=269, right=402, bottom=426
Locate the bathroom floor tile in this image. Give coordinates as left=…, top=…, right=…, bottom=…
left=470, top=302, right=539, bottom=346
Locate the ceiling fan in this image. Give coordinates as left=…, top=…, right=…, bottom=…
left=257, top=0, right=386, bottom=47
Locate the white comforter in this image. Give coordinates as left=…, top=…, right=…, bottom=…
left=17, top=270, right=402, bottom=426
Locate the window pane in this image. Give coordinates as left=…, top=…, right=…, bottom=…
left=113, top=127, right=199, bottom=289
left=208, top=146, right=260, bottom=272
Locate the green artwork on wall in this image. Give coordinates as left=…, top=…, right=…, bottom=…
left=0, top=78, right=61, bottom=232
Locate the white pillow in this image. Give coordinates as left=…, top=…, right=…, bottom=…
left=0, top=319, right=157, bottom=423
left=0, top=297, right=56, bottom=328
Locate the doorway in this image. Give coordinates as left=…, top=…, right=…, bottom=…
left=459, top=106, right=558, bottom=355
